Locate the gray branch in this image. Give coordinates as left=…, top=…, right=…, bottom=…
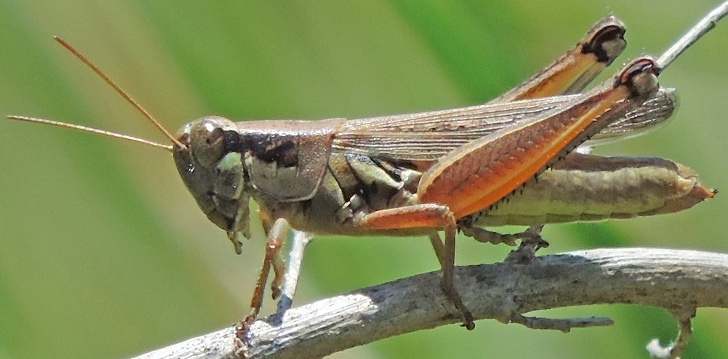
left=132, top=248, right=728, bottom=359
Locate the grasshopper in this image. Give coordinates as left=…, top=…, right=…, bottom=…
left=8, top=5, right=722, bottom=332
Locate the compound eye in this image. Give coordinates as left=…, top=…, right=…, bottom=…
left=191, top=121, right=226, bottom=167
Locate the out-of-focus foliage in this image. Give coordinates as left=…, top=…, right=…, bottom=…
left=1, top=1, right=727, bottom=358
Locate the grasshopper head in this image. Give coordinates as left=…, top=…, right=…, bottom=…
left=173, top=116, right=251, bottom=254
left=171, top=115, right=337, bottom=253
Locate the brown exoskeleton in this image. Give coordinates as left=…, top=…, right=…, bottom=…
left=9, top=12, right=718, bottom=332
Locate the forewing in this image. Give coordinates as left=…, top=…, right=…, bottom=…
left=332, top=88, right=674, bottom=161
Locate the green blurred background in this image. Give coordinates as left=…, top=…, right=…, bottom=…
left=1, top=1, right=727, bottom=358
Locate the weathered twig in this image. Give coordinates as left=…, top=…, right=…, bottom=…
left=132, top=248, right=728, bottom=359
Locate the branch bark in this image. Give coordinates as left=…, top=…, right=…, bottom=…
left=132, top=248, right=728, bottom=359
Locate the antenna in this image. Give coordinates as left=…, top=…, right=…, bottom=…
left=7, top=115, right=173, bottom=151
left=7, top=36, right=185, bottom=151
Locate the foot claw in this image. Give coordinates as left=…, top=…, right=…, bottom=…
left=504, top=225, right=548, bottom=263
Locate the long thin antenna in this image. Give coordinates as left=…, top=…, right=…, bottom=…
left=8, top=115, right=173, bottom=151
left=657, top=1, right=728, bottom=69
left=52, top=36, right=186, bottom=149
